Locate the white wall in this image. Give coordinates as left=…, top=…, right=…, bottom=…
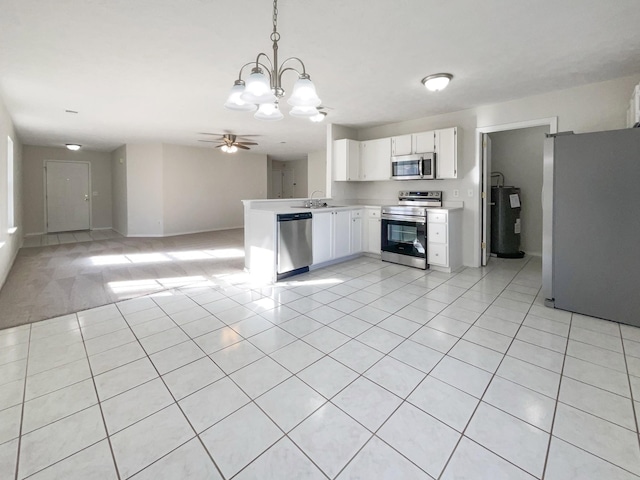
left=111, top=145, right=127, bottom=236
left=336, top=73, right=640, bottom=267
left=489, top=126, right=548, bottom=256
left=126, top=144, right=163, bottom=237
left=162, top=144, right=267, bottom=235
left=22, top=146, right=112, bottom=234
left=0, top=94, right=22, bottom=290
left=307, top=150, right=327, bottom=197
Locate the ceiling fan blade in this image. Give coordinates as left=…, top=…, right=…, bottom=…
left=213, top=144, right=225, bottom=148
left=236, top=142, right=258, bottom=146
left=235, top=144, right=250, bottom=150
left=197, top=132, right=228, bottom=136
left=198, top=140, right=220, bottom=143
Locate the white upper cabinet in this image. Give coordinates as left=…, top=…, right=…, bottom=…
left=333, top=127, right=457, bottom=181
left=392, top=131, right=435, bottom=156
left=360, top=138, right=391, bottom=181
left=391, top=135, right=412, bottom=156
left=434, top=127, right=458, bottom=179
left=333, top=139, right=360, bottom=181
left=412, top=130, right=436, bottom=154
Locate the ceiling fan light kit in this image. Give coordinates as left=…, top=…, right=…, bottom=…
left=224, top=0, right=323, bottom=122
left=221, top=144, right=238, bottom=153
left=310, top=111, right=327, bottom=123
left=421, top=73, right=453, bottom=92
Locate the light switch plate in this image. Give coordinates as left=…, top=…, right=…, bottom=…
left=453, top=189, right=459, bottom=197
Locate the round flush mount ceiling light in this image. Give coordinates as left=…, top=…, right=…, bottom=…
left=421, top=73, right=453, bottom=92
left=66, top=144, right=82, bottom=151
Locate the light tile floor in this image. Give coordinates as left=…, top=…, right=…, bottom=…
left=1, top=255, right=640, bottom=479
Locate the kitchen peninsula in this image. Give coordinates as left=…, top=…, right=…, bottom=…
left=242, top=198, right=463, bottom=283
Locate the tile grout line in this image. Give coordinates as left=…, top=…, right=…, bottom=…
left=539, top=311, right=573, bottom=479
left=75, top=312, right=123, bottom=480
left=334, top=258, right=537, bottom=479
left=12, top=324, right=32, bottom=480
left=113, top=301, right=228, bottom=480
left=435, top=258, right=545, bottom=480
left=619, top=322, right=640, bottom=455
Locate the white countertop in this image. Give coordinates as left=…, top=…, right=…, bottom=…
left=243, top=198, right=463, bottom=214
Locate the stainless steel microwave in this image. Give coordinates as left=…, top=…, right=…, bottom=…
left=391, top=153, right=436, bottom=180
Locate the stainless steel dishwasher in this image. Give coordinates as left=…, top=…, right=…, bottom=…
left=277, top=212, right=313, bottom=280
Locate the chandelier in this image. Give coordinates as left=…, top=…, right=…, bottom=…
left=224, top=0, right=323, bottom=122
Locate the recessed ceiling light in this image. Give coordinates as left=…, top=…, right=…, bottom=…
left=421, top=73, right=453, bottom=92
left=66, top=144, right=81, bottom=151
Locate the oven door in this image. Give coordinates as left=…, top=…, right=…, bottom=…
left=381, top=214, right=428, bottom=269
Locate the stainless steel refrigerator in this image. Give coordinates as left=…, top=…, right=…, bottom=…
left=542, top=128, right=640, bottom=326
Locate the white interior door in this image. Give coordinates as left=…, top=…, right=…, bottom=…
left=481, top=134, right=492, bottom=266
left=271, top=170, right=283, bottom=198
left=46, top=161, right=91, bottom=232
left=282, top=169, right=295, bottom=198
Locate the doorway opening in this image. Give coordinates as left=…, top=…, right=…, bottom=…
left=44, top=160, right=92, bottom=233
left=268, top=159, right=308, bottom=199
left=478, top=118, right=557, bottom=266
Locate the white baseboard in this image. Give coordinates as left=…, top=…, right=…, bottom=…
left=24, top=232, right=45, bottom=237
left=91, top=227, right=113, bottom=231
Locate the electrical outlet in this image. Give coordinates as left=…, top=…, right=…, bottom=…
left=468, top=189, right=474, bottom=197
left=453, top=189, right=459, bottom=197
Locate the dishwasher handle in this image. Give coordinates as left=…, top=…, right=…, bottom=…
left=277, top=212, right=312, bottom=222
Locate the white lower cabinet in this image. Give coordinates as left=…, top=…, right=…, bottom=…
left=312, top=211, right=333, bottom=265
left=427, top=209, right=462, bottom=272
left=312, top=210, right=352, bottom=265
left=350, top=210, right=364, bottom=254
left=365, top=208, right=381, bottom=254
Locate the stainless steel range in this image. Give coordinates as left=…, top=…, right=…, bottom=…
left=381, top=191, right=442, bottom=269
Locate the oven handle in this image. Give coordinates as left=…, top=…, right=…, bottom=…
left=381, top=213, right=427, bottom=223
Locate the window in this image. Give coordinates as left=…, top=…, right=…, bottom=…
left=7, top=136, right=15, bottom=231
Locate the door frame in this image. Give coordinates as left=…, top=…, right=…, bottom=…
left=475, top=117, right=557, bottom=266
left=43, top=160, right=93, bottom=233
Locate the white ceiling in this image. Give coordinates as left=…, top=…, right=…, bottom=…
left=1, top=0, right=639, bottom=160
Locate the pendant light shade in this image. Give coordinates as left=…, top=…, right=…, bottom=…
left=254, top=102, right=284, bottom=121
left=289, top=105, right=319, bottom=118
left=287, top=75, right=321, bottom=107
left=224, top=80, right=258, bottom=111
left=241, top=69, right=276, bottom=104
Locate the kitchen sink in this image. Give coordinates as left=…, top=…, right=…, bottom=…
left=290, top=204, right=346, bottom=209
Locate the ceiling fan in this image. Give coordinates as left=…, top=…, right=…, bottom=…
left=198, top=133, right=259, bottom=153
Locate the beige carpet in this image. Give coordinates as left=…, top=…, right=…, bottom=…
left=0, top=229, right=247, bottom=330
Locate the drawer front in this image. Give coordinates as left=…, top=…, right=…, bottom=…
left=428, top=243, right=448, bottom=266
left=427, top=212, right=447, bottom=223
left=428, top=223, right=447, bottom=244
left=367, top=208, right=380, bottom=218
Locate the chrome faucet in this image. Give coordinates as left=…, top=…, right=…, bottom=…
left=307, top=190, right=325, bottom=208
